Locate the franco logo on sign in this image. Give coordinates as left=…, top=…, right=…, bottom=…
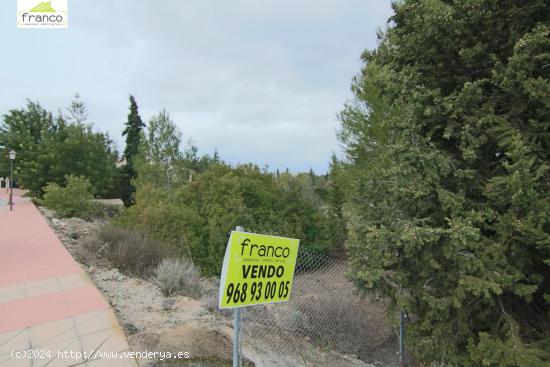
left=17, top=0, right=67, bottom=28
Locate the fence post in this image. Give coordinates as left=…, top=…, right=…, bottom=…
left=233, top=226, right=244, bottom=367
left=399, top=310, right=406, bottom=366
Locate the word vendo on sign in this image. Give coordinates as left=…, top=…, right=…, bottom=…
left=218, top=230, right=300, bottom=309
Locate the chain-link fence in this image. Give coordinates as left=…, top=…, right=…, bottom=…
left=233, top=248, right=401, bottom=367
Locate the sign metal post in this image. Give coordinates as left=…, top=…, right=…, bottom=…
left=233, top=226, right=243, bottom=367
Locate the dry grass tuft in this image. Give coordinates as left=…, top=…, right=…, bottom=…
left=154, top=257, right=202, bottom=297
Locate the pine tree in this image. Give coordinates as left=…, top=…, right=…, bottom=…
left=66, top=93, right=88, bottom=125
left=339, top=1, right=550, bottom=365
left=121, top=95, right=145, bottom=206
left=134, top=109, right=185, bottom=188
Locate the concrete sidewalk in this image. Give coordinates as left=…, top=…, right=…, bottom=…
left=0, top=190, right=137, bottom=366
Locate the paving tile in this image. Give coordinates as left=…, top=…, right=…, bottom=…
left=86, top=354, right=138, bottom=367
left=47, top=357, right=87, bottom=367
left=19, top=349, right=57, bottom=367
left=26, top=278, right=61, bottom=297
left=0, top=354, right=31, bottom=367
left=58, top=273, right=91, bottom=292
left=80, top=327, right=130, bottom=360
left=34, top=338, right=83, bottom=367
left=0, top=329, right=30, bottom=357
left=0, top=329, right=24, bottom=347
left=73, top=310, right=105, bottom=326
left=0, top=284, right=26, bottom=303
left=30, top=318, right=76, bottom=348
left=75, top=310, right=118, bottom=336
left=0, top=286, right=108, bottom=334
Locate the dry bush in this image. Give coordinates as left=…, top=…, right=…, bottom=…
left=87, top=225, right=172, bottom=275
left=154, top=257, right=202, bottom=297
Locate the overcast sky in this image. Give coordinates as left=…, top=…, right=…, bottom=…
left=1, top=0, right=393, bottom=173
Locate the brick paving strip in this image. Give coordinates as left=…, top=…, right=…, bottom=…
left=0, top=190, right=137, bottom=367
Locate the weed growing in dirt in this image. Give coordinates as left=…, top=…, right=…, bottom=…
left=87, top=225, right=173, bottom=275
left=154, top=257, right=202, bottom=297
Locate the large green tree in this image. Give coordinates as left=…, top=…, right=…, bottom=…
left=146, top=109, right=182, bottom=164
left=39, top=120, right=118, bottom=197
left=0, top=101, right=52, bottom=184
left=121, top=95, right=145, bottom=206
left=66, top=93, right=88, bottom=125
left=0, top=99, right=117, bottom=197
left=135, top=109, right=187, bottom=188
left=339, top=1, right=549, bottom=365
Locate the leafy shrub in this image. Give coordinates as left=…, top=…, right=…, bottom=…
left=154, top=257, right=201, bottom=297
left=116, top=163, right=337, bottom=275
left=88, top=225, right=173, bottom=275
left=40, top=175, right=95, bottom=218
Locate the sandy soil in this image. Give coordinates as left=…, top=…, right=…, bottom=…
left=39, top=207, right=391, bottom=367
left=39, top=208, right=235, bottom=366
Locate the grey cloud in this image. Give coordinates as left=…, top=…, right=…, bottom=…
left=0, top=0, right=393, bottom=173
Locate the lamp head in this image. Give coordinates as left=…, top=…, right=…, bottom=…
left=8, top=150, right=16, bottom=160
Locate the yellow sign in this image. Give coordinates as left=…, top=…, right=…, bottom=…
left=218, top=231, right=300, bottom=309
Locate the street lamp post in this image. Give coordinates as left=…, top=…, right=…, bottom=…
left=8, top=150, right=16, bottom=211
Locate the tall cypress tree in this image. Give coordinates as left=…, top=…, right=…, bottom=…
left=121, top=95, right=145, bottom=206
left=339, top=1, right=550, bottom=365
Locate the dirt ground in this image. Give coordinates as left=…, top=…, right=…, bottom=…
left=39, top=207, right=392, bottom=367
